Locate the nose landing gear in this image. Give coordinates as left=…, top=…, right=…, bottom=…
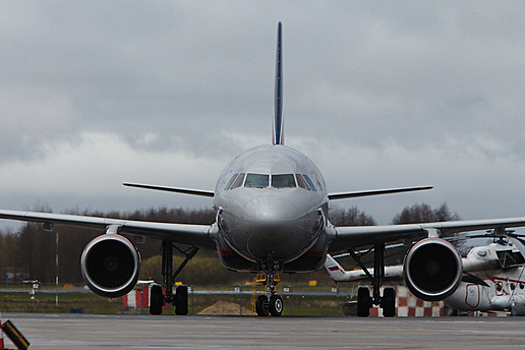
left=252, top=270, right=283, bottom=316
left=269, top=294, right=284, bottom=316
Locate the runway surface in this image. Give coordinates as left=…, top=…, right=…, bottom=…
left=2, top=313, right=525, bottom=349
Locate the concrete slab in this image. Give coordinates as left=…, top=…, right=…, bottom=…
left=3, top=313, right=525, bottom=349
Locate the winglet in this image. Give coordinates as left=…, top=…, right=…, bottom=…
left=273, top=22, right=284, bottom=145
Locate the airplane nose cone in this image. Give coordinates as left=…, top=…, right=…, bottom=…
left=223, top=192, right=318, bottom=260
left=242, top=194, right=301, bottom=223
left=219, top=189, right=322, bottom=261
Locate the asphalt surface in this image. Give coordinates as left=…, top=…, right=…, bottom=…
left=2, top=313, right=525, bottom=349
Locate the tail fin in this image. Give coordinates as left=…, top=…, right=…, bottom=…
left=325, top=254, right=404, bottom=283
left=273, top=22, right=284, bottom=145
left=324, top=254, right=350, bottom=282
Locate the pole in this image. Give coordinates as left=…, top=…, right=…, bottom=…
left=56, top=225, right=59, bottom=307
left=239, top=286, right=243, bottom=316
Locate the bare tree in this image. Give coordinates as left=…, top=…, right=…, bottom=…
left=329, top=207, right=376, bottom=226
left=392, top=202, right=460, bottom=225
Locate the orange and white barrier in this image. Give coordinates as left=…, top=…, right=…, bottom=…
left=368, top=286, right=444, bottom=317
left=123, top=288, right=149, bottom=309
left=396, top=286, right=444, bottom=317
left=123, top=284, right=168, bottom=311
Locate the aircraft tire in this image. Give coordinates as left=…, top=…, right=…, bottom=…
left=256, top=295, right=269, bottom=316
left=269, top=295, right=283, bottom=316
left=381, top=287, right=396, bottom=317
left=175, top=285, right=188, bottom=315
left=357, top=287, right=371, bottom=317
left=150, top=284, right=164, bottom=315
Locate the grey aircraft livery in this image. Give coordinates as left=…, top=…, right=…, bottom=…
left=2, top=23, right=525, bottom=317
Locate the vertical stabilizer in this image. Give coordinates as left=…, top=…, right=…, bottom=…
left=325, top=254, right=349, bottom=282
left=273, top=22, right=284, bottom=145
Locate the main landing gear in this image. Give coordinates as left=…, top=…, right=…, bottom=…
left=150, top=240, right=198, bottom=315
left=349, top=243, right=396, bottom=317
left=253, top=267, right=283, bottom=317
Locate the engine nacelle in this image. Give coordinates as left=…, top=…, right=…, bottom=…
left=80, top=234, right=141, bottom=298
left=404, top=238, right=462, bottom=301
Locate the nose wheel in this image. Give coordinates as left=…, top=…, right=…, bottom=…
left=269, top=295, right=284, bottom=316
left=255, top=295, right=269, bottom=316
left=255, top=294, right=283, bottom=316
left=252, top=269, right=283, bottom=316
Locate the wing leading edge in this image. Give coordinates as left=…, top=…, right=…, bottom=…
left=123, top=182, right=215, bottom=197
left=328, top=185, right=433, bottom=200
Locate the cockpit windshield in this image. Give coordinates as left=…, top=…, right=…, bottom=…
left=272, top=174, right=296, bottom=188
left=227, top=172, right=315, bottom=190
left=302, top=174, right=317, bottom=191
left=245, top=173, right=270, bottom=188
left=296, top=174, right=309, bottom=190
left=230, top=173, right=245, bottom=189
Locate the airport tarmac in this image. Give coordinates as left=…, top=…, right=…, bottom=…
left=2, top=313, right=525, bottom=349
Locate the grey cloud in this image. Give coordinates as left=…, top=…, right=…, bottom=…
left=1, top=1, right=525, bottom=223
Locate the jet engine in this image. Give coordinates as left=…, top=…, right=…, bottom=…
left=80, top=234, right=141, bottom=298
left=404, top=238, right=462, bottom=301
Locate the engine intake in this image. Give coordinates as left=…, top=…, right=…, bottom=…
left=81, top=234, right=141, bottom=298
left=404, top=238, right=462, bottom=301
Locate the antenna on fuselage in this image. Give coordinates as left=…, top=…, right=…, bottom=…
left=273, top=22, right=284, bottom=145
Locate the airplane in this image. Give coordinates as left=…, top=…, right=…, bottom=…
left=325, top=234, right=525, bottom=316
left=1, top=22, right=525, bottom=317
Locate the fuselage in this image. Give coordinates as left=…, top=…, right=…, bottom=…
left=444, top=242, right=525, bottom=314
left=212, top=144, right=333, bottom=273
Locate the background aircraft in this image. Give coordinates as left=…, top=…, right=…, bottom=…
left=325, top=234, right=525, bottom=316
left=1, top=23, right=525, bottom=317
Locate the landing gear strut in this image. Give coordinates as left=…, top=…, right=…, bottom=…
left=254, top=263, right=283, bottom=317
left=150, top=240, right=198, bottom=315
left=349, top=243, right=396, bottom=317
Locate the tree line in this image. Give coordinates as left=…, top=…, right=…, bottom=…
left=0, top=203, right=459, bottom=286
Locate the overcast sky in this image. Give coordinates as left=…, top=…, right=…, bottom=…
left=1, top=1, right=525, bottom=228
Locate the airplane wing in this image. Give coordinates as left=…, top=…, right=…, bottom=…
left=123, top=182, right=215, bottom=197
left=328, top=185, right=432, bottom=200
left=0, top=209, right=216, bottom=249
left=330, top=217, right=525, bottom=252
